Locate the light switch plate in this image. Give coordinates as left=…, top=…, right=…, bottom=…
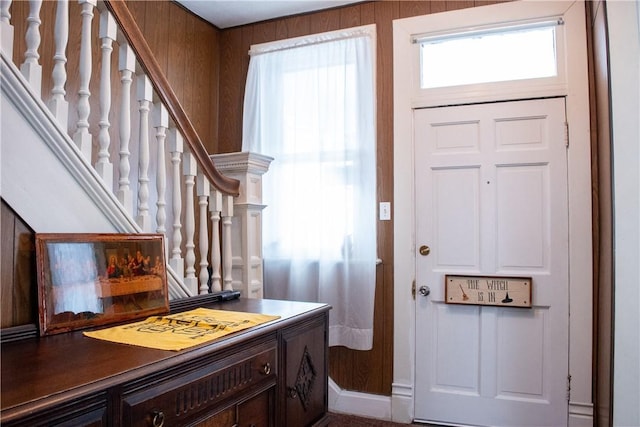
left=379, top=202, right=391, bottom=220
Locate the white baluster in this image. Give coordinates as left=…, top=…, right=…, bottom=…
left=73, top=0, right=96, bottom=160
left=169, top=130, right=185, bottom=280
left=95, top=7, right=116, bottom=190
left=117, top=42, right=135, bottom=214
left=48, top=0, right=68, bottom=128
left=1, top=0, right=14, bottom=57
left=49, top=0, right=69, bottom=130
left=183, top=153, right=197, bottom=292
left=136, top=74, right=152, bottom=231
left=153, top=103, right=168, bottom=239
left=197, top=174, right=211, bottom=294
left=221, top=195, right=234, bottom=291
left=209, top=189, right=223, bottom=294
left=20, top=0, right=42, bottom=96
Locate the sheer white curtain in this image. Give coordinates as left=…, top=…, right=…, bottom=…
left=242, top=26, right=377, bottom=350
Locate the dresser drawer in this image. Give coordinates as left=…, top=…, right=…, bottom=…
left=122, top=342, right=277, bottom=426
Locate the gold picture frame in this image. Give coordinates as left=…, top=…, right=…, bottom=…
left=36, top=233, right=169, bottom=336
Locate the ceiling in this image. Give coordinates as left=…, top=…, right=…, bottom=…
left=175, top=0, right=364, bottom=29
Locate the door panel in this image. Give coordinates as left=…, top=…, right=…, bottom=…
left=414, top=98, right=568, bottom=427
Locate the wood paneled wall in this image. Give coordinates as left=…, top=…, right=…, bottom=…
left=126, top=1, right=221, bottom=153
left=1, top=200, right=36, bottom=328
left=216, top=0, right=505, bottom=395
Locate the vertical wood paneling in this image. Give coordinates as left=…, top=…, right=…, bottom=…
left=218, top=28, right=244, bottom=153
left=209, top=29, right=220, bottom=152
left=371, top=0, right=399, bottom=392
left=430, top=1, right=448, bottom=14
left=1, top=201, right=16, bottom=328
left=283, top=15, right=311, bottom=38
left=167, top=5, right=188, bottom=108
left=191, top=17, right=215, bottom=151
left=360, top=3, right=375, bottom=25
left=126, top=1, right=220, bottom=151
left=1, top=200, right=36, bottom=329
left=399, top=1, right=431, bottom=18
left=447, top=1, right=475, bottom=11
left=310, top=9, right=341, bottom=34
left=145, top=1, right=170, bottom=73
left=339, top=5, right=362, bottom=29
left=251, top=21, right=277, bottom=45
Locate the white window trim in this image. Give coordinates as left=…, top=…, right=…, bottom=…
left=396, top=2, right=574, bottom=108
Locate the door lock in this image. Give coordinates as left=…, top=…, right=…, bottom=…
left=418, top=285, right=430, bottom=297
left=419, top=245, right=431, bottom=256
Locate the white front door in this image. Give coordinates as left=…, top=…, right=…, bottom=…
left=414, top=98, right=569, bottom=427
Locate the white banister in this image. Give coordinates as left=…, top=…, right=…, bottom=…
left=4, top=0, right=244, bottom=299
left=182, top=152, right=197, bottom=292
left=73, top=0, right=96, bottom=160
left=197, top=173, right=211, bottom=294
left=209, top=189, right=223, bottom=293
left=221, top=194, right=234, bottom=291
left=135, top=74, right=152, bottom=231
left=95, top=7, right=115, bottom=190
left=169, top=129, right=185, bottom=279
left=48, top=0, right=68, bottom=128
left=212, top=152, right=272, bottom=298
left=221, top=196, right=233, bottom=291
left=20, top=0, right=42, bottom=96
left=153, top=102, right=168, bottom=239
left=0, top=0, right=14, bottom=57
left=116, top=41, right=135, bottom=215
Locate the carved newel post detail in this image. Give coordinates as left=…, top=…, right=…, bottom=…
left=211, top=152, right=273, bottom=299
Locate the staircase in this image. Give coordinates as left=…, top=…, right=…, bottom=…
left=0, top=0, right=264, bottom=300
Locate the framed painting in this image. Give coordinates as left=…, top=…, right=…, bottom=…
left=36, top=233, right=169, bottom=336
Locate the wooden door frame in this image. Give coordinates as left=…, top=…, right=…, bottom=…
left=391, top=2, right=592, bottom=424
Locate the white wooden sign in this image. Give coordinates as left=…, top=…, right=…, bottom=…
left=445, top=275, right=532, bottom=308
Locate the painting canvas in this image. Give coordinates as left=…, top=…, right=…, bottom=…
left=36, top=233, right=169, bottom=336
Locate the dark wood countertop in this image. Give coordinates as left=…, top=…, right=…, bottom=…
left=1, top=298, right=330, bottom=420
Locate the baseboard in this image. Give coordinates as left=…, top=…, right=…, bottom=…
left=328, top=377, right=392, bottom=421
left=569, top=401, right=594, bottom=427
left=391, top=382, right=414, bottom=424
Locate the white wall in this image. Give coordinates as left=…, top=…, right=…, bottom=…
left=609, top=2, right=640, bottom=426
left=1, top=54, right=126, bottom=233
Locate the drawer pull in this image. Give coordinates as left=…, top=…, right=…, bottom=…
left=287, top=387, right=298, bottom=399
left=152, top=410, right=165, bottom=427
left=261, top=362, right=271, bottom=375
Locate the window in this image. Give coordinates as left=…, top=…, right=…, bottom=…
left=242, top=26, right=377, bottom=351
left=418, top=20, right=560, bottom=89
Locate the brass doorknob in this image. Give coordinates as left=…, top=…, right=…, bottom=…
left=419, top=245, right=431, bottom=256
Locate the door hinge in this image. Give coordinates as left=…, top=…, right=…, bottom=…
left=412, top=280, right=416, bottom=300
left=566, top=374, right=572, bottom=401
left=564, top=122, right=570, bottom=147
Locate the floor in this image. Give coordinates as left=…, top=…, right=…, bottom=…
left=327, top=412, right=433, bottom=426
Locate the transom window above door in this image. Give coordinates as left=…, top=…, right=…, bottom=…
left=417, top=19, right=561, bottom=89
left=406, top=16, right=568, bottom=106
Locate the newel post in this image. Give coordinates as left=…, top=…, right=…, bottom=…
left=211, top=152, right=272, bottom=299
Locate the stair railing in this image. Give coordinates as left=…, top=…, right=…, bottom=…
left=1, top=0, right=240, bottom=297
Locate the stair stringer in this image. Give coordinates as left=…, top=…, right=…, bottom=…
left=0, top=53, right=191, bottom=299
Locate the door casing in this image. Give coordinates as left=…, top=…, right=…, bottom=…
left=392, top=1, right=593, bottom=424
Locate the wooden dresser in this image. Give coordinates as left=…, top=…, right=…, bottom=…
left=0, top=298, right=330, bottom=427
